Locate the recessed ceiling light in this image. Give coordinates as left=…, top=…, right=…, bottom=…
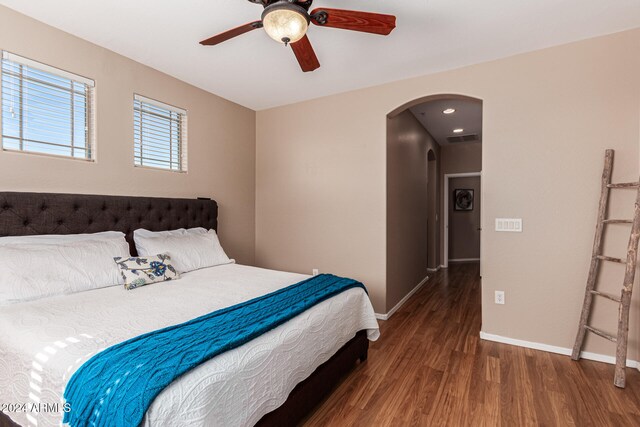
left=453, top=128, right=464, bottom=133
left=443, top=108, right=456, bottom=114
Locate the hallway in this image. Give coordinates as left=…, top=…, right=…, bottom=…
left=304, top=263, right=640, bottom=426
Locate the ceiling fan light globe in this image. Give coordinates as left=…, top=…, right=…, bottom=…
left=262, top=6, right=309, bottom=45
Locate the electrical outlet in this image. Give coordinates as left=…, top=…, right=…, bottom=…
left=495, top=291, right=505, bottom=305
left=312, top=269, right=319, bottom=276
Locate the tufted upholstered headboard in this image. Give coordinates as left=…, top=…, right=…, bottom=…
left=0, top=192, right=218, bottom=256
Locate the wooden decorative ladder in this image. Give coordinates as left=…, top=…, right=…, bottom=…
left=572, top=149, right=640, bottom=388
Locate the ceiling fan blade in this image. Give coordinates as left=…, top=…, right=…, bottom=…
left=291, top=35, right=320, bottom=72
left=199, top=21, right=263, bottom=46
left=310, top=8, right=396, bottom=35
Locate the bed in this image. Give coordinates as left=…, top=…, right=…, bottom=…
left=0, top=192, right=379, bottom=427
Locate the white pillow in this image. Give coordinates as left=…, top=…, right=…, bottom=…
left=0, top=231, right=126, bottom=246
left=133, top=228, right=207, bottom=255
left=0, top=238, right=130, bottom=305
left=135, top=229, right=233, bottom=273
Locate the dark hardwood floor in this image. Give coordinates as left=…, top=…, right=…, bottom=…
left=303, top=262, right=640, bottom=426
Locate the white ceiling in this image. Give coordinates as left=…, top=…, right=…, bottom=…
left=1, top=0, right=639, bottom=110
left=410, top=98, right=482, bottom=146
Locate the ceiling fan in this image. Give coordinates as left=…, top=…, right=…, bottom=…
left=199, top=0, right=396, bottom=72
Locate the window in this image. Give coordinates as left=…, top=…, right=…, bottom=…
left=133, top=94, right=187, bottom=172
left=1, top=51, right=94, bottom=160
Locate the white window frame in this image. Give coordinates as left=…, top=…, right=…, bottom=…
left=0, top=51, right=95, bottom=161
left=133, top=94, right=187, bottom=173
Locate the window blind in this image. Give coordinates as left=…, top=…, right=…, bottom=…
left=133, top=94, right=187, bottom=172
left=1, top=51, right=95, bottom=160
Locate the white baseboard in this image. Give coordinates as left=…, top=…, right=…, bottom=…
left=479, top=331, right=640, bottom=369
left=449, top=258, right=480, bottom=262
left=426, top=266, right=440, bottom=273
left=375, top=275, right=429, bottom=321
left=440, top=264, right=447, bottom=269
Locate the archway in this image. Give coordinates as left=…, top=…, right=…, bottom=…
left=386, top=93, right=483, bottom=314
left=427, top=149, right=438, bottom=270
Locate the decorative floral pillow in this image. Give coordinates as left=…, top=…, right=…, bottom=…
left=113, top=253, right=179, bottom=290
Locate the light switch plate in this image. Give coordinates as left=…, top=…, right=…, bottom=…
left=495, top=218, right=523, bottom=232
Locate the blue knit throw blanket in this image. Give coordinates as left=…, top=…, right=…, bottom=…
left=62, top=274, right=366, bottom=427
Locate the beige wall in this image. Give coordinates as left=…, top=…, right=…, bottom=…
left=441, top=143, right=483, bottom=175
left=448, top=176, right=481, bottom=260
left=440, top=143, right=483, bottom=264
left=0, top=6, right=257, bottom=264
left=254, top=92, right=387, bottom=311
left=256, top=29, right=640, bottom=360
left=386, top=110, right=439, bottom=311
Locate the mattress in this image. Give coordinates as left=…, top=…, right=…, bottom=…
left=0, top=264, right=379, bottom=427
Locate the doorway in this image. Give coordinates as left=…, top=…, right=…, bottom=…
left=427, top=150, right=438, bottom=270
left=386, top=93, right=483, bottom=314
left=444, top=172, right=482, bottom=268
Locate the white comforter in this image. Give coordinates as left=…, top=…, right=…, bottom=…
left=0, top=264, right=379, bottom=427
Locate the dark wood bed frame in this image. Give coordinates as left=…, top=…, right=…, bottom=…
left=0, top=192, right=369, bottom=427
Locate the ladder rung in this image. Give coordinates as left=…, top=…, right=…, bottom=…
left=584, top=326, right=617, bottom=342
left=602, top=219, right=634, bottom=224
left=607, top=182, right=640, bottom=188
left=596, top=255, right=625, bottom=264
left=589, top=290, right=622, bottom=303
